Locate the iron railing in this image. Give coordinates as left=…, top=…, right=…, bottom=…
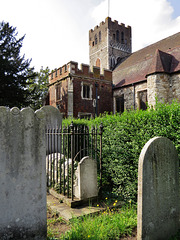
left=46, top=122, right=103, bottom=200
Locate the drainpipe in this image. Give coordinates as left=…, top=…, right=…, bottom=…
left=132, top=83, right=135, bottom=110
left=95, top=83, right=99, bottom=116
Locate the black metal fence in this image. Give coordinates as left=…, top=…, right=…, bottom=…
left=46, top=122, right=103, bottom=200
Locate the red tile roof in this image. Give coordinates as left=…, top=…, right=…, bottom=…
left=113, top=32, right=180, bottom=88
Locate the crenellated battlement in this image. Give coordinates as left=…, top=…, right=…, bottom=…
left=70, top=62, right=112, bottom=81
left=49, top=61, right=112, bottom=83
left=89, top=17, right=131, bottom=33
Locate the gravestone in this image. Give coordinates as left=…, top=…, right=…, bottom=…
left=74, top=156, right=98, bottom=200
left=40, top=105, right=62, bottom=129
left=42, top=105, right=63, bottom=155
left=0, top=107, right=47, bottom=240
left=137, top=137, right=180, bottom=240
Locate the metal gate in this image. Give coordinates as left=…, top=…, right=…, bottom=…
left=46, top=121, right=103, bottom=200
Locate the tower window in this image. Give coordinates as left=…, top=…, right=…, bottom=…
left=99, top=31, right=101, bottom=42
left=113, top=34, right=116, bottom=41
left=95, top=34, right=98, bottom=45
left=116, top=30, right=119, bottom=42
left=96, top=58, right=100, bottom=67
left=121, top=31, right=124, bottom=43
left=55, top=69, right=57, bottom=77
left=110, top=57, right=115, bottom=70
left=60, top=67, right=62, bottom=75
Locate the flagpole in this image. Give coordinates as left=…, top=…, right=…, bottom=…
left=108, top=0, right=110, bottom=17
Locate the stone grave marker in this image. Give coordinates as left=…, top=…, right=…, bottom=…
left=137, top=137, right=180, bottom=240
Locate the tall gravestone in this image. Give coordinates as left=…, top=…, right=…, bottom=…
left=137, top=137, right=180, bottom=240
left=0, top=107, right=47, bottom=240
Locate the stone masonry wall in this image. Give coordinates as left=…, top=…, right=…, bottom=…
left=171, top=72, right=180, bottom=101
left=89, top=17, right=131, bottom=71
left=147, top=73, right=170, bottom=107
left=147, top=72, right=180, bottom=107
left=113, top=81, right=147, bottom=111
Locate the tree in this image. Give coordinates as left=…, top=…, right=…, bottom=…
left=27, top=66, right=50, bottom=110
left=0, top=21, right=36, bottom=108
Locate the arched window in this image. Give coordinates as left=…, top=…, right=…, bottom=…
left=121, top=31, right=124, bottom=43
left=116, top=30, right=119, bottom=42
left=96, top=58, right=100, bottom=67
left=113, top=34, right=116, bottom=41
left=110, top=57, right=115, bottom=70
left=95, top=34, right=98, bottom=45
left=99, top=31, right=101, bottom=42
left=117, top=57, right=121, bottom=64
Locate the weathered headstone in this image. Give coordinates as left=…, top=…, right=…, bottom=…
left=0, top=107, right=46, bottom=240
left=42, top=105, right=62, bottom=155
left=137, top=137, right=180, bottom=240
left=74, top=156, right=98, bottom=200
left=40, top=105, right=62, bottom=129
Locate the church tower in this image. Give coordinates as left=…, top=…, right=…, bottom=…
left=89, top=17, right=132, bottom=71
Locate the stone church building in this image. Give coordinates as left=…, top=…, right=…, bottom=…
left=48, top=17, right=180, bottom=118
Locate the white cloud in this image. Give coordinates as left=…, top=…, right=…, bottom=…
left=92, top=0, right=180, bottom=52
left=0, top=0, right=179, bottom=71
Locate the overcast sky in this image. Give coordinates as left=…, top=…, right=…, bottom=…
left=0, top=0, right=180, bottom=71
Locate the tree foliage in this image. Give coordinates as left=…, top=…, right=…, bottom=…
left=63, top=101, right=180, bottom=202
left=0, top=21, right=36, bottom=108
left=27, top=66, right=50, bottom=110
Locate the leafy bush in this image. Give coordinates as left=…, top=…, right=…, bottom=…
left=63, top=101, right=180, bottom=202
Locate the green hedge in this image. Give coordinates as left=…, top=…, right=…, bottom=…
left=63, top=101, right=180, bottom=202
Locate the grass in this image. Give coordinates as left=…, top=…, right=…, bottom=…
left=60, top=203, right=137, bottom=240
left=47, top=207, right=70, bottom=239
left=47, top=201, right=180, bottom=240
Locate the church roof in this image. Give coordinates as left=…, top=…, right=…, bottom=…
left=113, top=32, right=180, bottom=88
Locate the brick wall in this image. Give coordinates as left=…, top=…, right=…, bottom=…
left=73, top=78, right=112, bottom=118
left=48, top=62, right=113, bottom=118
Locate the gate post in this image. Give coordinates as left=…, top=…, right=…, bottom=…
left=99, top=122, right=103, bottom=191
left=70, top=121, right=74, bottom=200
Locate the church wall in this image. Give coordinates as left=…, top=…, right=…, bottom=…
left=147, top=72, right=180, bottom=107
left=72, top=69, right=113, bottom=118
left=147, top=73, right=171, bottom=107
left=171, top=73, right=180, bottom=101
left=48, top=62, right=113, bottom=118
left=89, top=19, right=108, bottom=70
left=89, top=17, right=131, bottom=71
left=113, top=81, right=147, bottom=112
left=49, top=78, right=68, bottom=117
